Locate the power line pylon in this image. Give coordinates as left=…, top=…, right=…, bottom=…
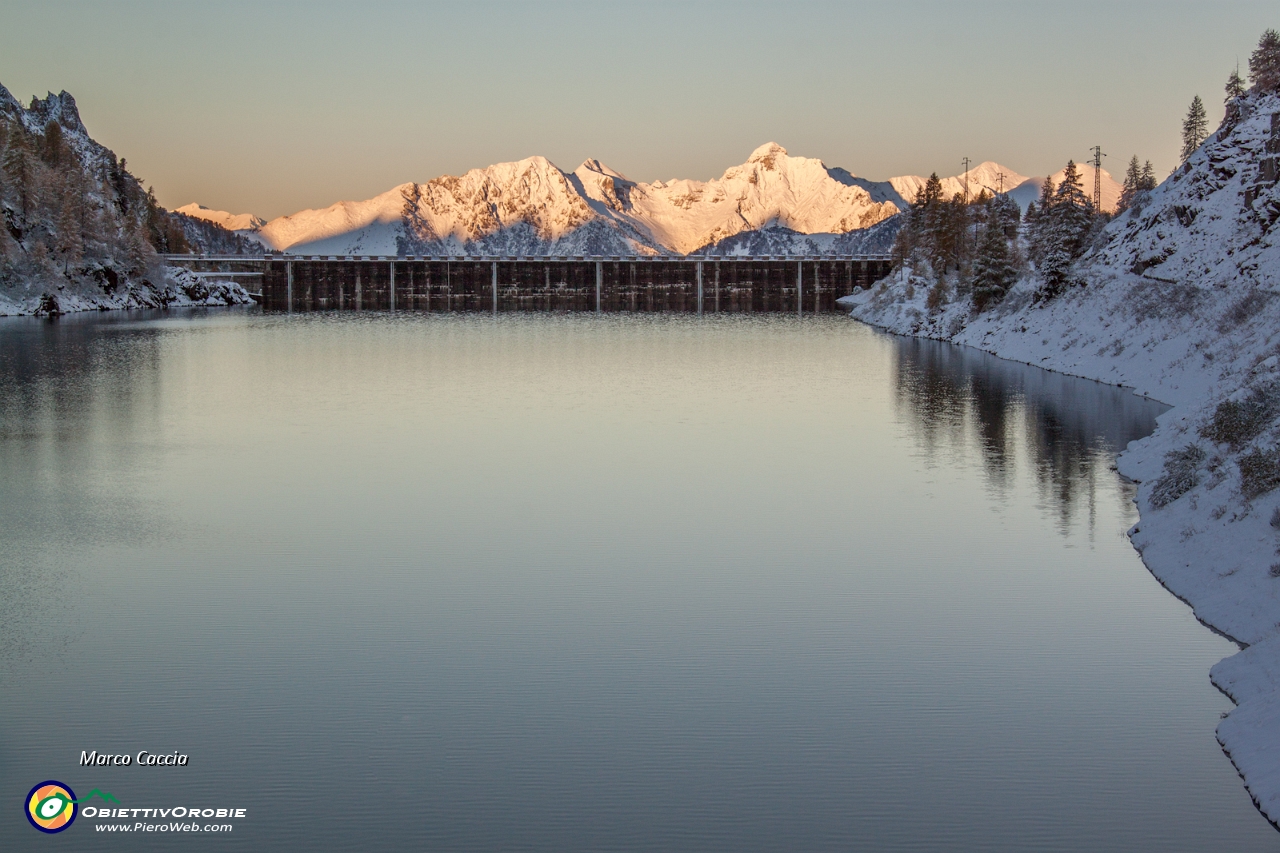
left=961, top=157, right=972, bottom=202
left=1089, top=146, right=1106, bottom=210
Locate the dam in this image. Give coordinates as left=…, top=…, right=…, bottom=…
left=164, top=255, right=895, bottom=314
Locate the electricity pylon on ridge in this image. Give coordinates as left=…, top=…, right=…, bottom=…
left=961, top=157, right=972, bottom=202
left=1089, top=146, right=1106, bottom=211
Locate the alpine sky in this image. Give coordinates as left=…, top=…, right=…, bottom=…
left=0, top=0, right=1273, bottom=218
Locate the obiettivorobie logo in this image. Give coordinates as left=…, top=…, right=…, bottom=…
left=25, top=781, right=118, bottom=834
left=25, top=781, right=248, bottom=835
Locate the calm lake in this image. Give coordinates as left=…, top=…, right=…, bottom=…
left=1, top=309, right=1275, bottom=851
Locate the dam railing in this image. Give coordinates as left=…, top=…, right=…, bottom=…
left=163, top=255, right=895, bottom=314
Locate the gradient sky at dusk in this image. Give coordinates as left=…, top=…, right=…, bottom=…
left=1, top=0, right=1274, bottom=218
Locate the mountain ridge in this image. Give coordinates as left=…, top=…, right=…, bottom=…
left=180, top=147, right=1122, bottom=257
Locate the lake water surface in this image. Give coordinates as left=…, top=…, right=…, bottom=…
left=1, top=309, right=1276, bottom=851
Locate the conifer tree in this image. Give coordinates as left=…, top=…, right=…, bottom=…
left=1032, top=161, right=1093, bottom=299
left=918, top=173, right=945, bottom=258
left=1025, top=175, right=1056, bottom=264
left=125, top=219, right=150, bottom=275
left=1117, top=156, right=1142, bottom=213
left=989, top=192, right=1021, bottom=240
left=971, top=208, right=1016, bottom=312
left=1139, top=161, right=1157, bottom=192
left=1181, top=95, right=1208, bottom=161
left=3, top=122, right=32, bottom=220
left=1225, top=66, right=1246, bottom=102
left=42, top=121, right=66, bottom=169
left=1053, top=161, right=1091, bottom=233
left=1037, top=174, right=1056, bottom=211
left=1250, top=28, right=1280, bottom=93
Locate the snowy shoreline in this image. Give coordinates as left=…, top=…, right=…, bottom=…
left=0, top=268, right=256, bottom=317
left=838, top=96, right=1280, bottom=823
left=840, top=291, right=1280, bottom=827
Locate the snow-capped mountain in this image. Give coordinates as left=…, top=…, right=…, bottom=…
left=888, top=161, right=1030, bottom=207
left=229, top=143, right=905, bottom=256
left=176, top=203, right=266, bottom=234
left=1006, top=164, right=1123, bottom=214
left=184, top=147, right=1120, bottom=257
left=571, top=143, right=902, bottom=254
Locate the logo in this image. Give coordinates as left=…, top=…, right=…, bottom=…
left=26, top=781, right=77, bottom=833
left=24, top=783, right=117, bottom=833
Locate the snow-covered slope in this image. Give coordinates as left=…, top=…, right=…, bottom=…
left=257, top=156, right=642, bottom=256
left=842, top=90, right=1280, bottom=826
left=573, top=143, right=901, bottom=254
left=176, top=203, right=266, bottom=233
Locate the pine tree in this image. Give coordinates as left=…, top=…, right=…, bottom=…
left=3, top=122, right=32, bottom=220
left=42, top=120, right=66, bottom=169
left=1037, top=174, right=1056, bottom=211
left=111, top=157, right=133, bottom=216
left=1024, top=175, right=1054, bottom=263
left=1139, top=161, right=1157, bottom=192
left=989, top=192, right=1021, bottom=240
left=971, top=207, right=1016, bottom=312
left=937, top=192, right=968, bottom=273
left=1034, top=161, right=1093, bottom=299
left=1181, top=95, right=1208, bottom=161
left=1117, top=156, right=1142, bottom=213
left=1053, top=161, right=1091, bottom=229
left=1249, top=28, right=1280, bottom=93
left=125, top=219, right=150, bottom=275
left=915, top=173, right=947, bottom=272
left=1225, top=66, right=1246, bottom=102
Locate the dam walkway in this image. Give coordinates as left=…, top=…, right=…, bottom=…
left=163, top=254, right=895, bottom=314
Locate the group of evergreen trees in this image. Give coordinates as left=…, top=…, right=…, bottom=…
left=1024, top=161, right=1103, bottom=300
left=1116, top=157, right=1158, bottom=214
left=891, top=27, right=1280, bottom=316
left=1183, top=29, right=1280, bottom=163
left=1250, top=29, right=1280, bottom=92
left=1, top=110, right=175, bottom=287
left=891, top=160, right=1105, bottom=312
left=0, top=91, right=251, bottom=297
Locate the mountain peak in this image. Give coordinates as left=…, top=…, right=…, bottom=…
left=26, top=90, right=85, bottom=132
left=576, top=159, right=630, bottom=181
left=175, top=203, right=266, bottom=233
left=748, top=142, right=788, bottom=163
left=0, top=83, right=19, bottom=114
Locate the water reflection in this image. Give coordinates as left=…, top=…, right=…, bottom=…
left=892, top=337, right=1169, bottom=531
left=0, top=310, right=198, bottom=668
left=0, top=310, right=1269, bottom=853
